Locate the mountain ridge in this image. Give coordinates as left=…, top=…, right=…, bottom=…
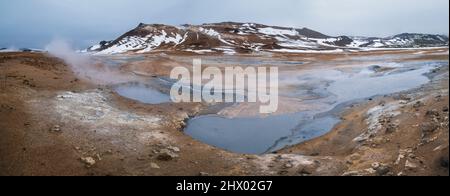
left=86, top=22, right=449, bottom=55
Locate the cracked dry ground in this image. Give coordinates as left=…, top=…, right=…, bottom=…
left=0, top=52, right=448, bottom=176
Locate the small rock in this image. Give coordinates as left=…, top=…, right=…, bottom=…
left=342, top=171, right=362, bottom=176
left=365, top=168, right=377, bottom=174
left=245, top=155, right=258, bottom=160
left=51, top=125, right=61, bottom=132
left=426, top=109, right=440, bottom=117
left=413, top=101, right=424, bottom=109
left=150, top=162, right=160, bottom=169
left=443, top=106, right=449, bottom=113
left=375, top=165, right=390, bottom=176
left=440, top=156, right=449, bottom=168
left=385, top=123, right=398, bottom=133
left=190, top=161, right=199, bottom=165
left=275, top=155, right=283, bottom=161
left=80, top=157, right=96, bottom=167
left=199, top=172, right=209, bottom=176
left=349, top=153, right=361, bottom=161
left=420, top=122, right=438, bottom=134
left=405, top=160, right=418, bottom=170
left=371, top=162, right=381, bottom=170
left=157, top=149, right=179, bottom=161
left=399, top=95, right=412, bottom=101
left=283, top=163, right=293, bottom=169
left=137, top=156, right=147, bottom=161
left=167, top=146, right=180, bottom=152
left=22, top=79, right=30, bottom=85
left=95, top=154, right=102, bottom=161
left=297, top=164, right=315, bottom=175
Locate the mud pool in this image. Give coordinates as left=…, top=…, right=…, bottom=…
left=114, top=82, right=171, bottom=104
left=185, top=60, right=448, bottom=154
left=102, top=55, right=448, bottom=154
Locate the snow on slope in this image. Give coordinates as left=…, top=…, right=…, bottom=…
left=96, top=29, right=187, bottom=55
left=258, top=27, right=299, bottom=36
left=87, top=22, right=449, bottom=55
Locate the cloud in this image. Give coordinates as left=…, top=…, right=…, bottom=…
left=1, top=0, right=448, bottom=48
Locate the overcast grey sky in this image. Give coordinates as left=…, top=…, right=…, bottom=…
left=1, top=0, right=448, bottom=49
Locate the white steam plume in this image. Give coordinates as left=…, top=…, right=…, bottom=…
left=45, top=39, right=133, bottom=85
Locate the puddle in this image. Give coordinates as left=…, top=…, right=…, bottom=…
left=185, top=61, right=447, bottom=154
left=193, top=56, right=305, bottom=66
left=328, top=63, right=436, bottom=103
left=185, top=112, right=341, bottom=154
left=186, top=113, right=305, bottom=154
left=93, top=55, right=173, bottom=105
left=94, top=55, right=146, bottom=68
left=115, top=83, right=171, bottom=104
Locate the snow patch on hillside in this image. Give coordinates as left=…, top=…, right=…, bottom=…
left=258, top=27, right=299, bottom=36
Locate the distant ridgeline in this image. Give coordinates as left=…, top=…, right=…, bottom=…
left=84, top=22, right=449, bottom=55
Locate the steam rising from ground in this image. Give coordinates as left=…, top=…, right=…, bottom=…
left=45, top=39, right=133, bottom=85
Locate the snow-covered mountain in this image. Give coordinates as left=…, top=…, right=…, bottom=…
left=86, top=22, right=449, bottom=55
